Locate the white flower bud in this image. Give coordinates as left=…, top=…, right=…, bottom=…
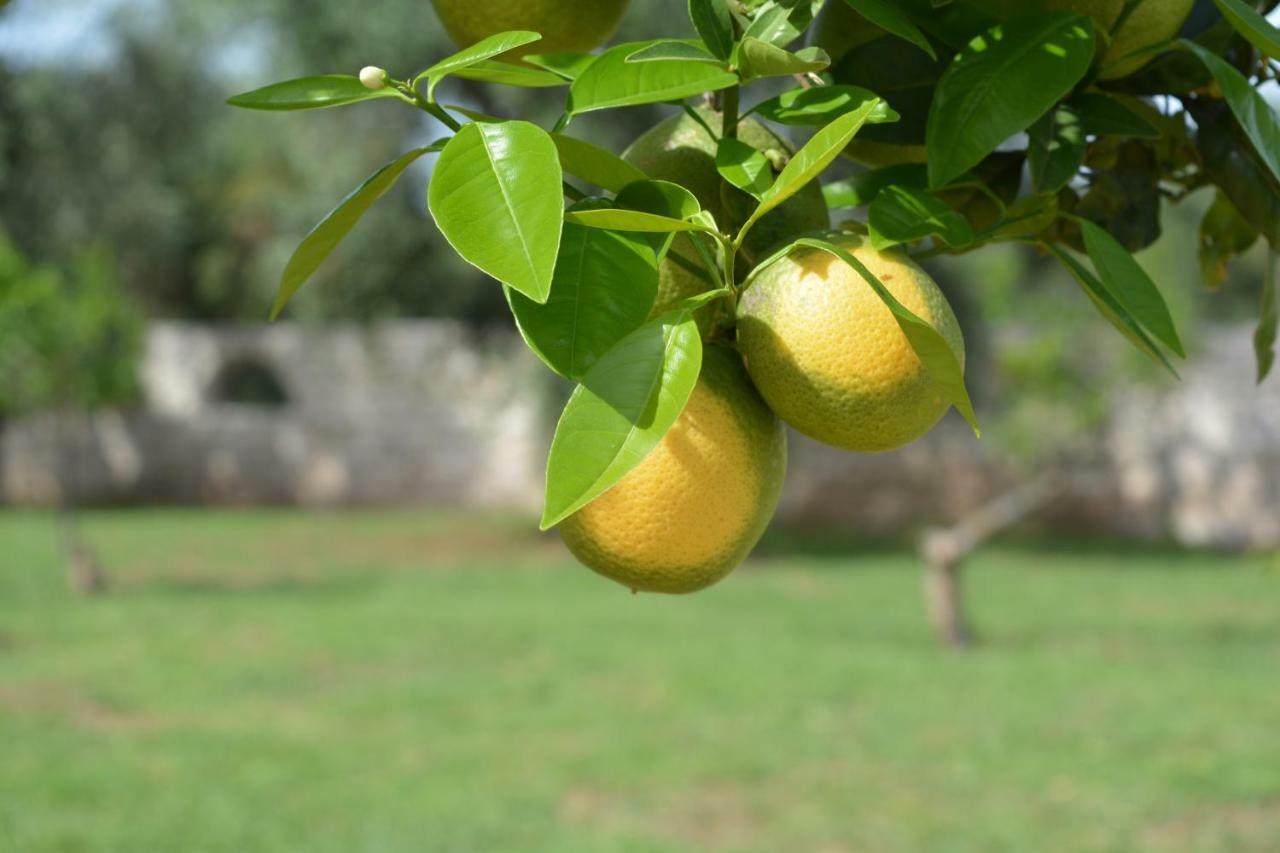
left=359, top=66, right=388, bottom=90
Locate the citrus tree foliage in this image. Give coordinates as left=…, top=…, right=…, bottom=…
left=231, top=0, right=1280, bottom=551
left=0, top=238, right=142, bottom=417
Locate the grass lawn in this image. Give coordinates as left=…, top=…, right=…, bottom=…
left=1, top=510, right=1278, bottom=853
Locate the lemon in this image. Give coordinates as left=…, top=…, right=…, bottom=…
left=429, top=0, right=630, bottom=60
left=623, top=106, right=830, bottom=327
left=559, top=345, right=787, bottom=594
left=737, top=231, right=966, bottom=453
left=972, top=0, right=1194, bottom=79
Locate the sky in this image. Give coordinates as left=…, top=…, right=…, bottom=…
left=0, top=0, right=139, bottom=68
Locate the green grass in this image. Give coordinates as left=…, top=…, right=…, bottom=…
left=1, top=510, right=1279, bottom=853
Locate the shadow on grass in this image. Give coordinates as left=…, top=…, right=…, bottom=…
left=755, top=525, right=909, bottom=562
left=125, top=571, right=385, bottom=598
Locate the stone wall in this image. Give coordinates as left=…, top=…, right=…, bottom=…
left=3, top=320, right=1277, bottom=549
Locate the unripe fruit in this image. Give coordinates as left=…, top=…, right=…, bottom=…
left=737, top=232, right=966, bottom=453
left=559, top=346, right=787, bottom=594
left=429, top=0, right=630, bottom=60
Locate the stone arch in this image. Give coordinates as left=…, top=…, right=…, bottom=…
left=208, top=355, right=289, bottom=407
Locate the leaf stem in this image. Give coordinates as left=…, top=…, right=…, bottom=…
left=722, top=85, right=740, bottom=140
left=682, top=103, right=719, bottom=140
left=396, top=78, right=463, bottom=132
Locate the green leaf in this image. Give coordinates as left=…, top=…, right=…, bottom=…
left=868, top=185, right=973, bottom=250
left=1079, top=220, right=1185, bottom=358
left=1069, top=93, right=1159, bottom=138
left=742, top=0, right=823, bottom=48
left=750, top=84, right=898, bottom=127
left=840, top=0, right=937, bottom=60
left=1198, top=191, right=1259, bottom=290
left=689, top=0, right=735, bottom=60
left=428, top=121, right=564, bottom=303
left=666, top=286, right=733, bottom=316
left=716, top=138, right=773, bottom=199
left=540, top=315, right=703, bottom=529
left=1028, top=106, right=1086, bottom=193
left=566, top=208, right=716, bottom=234
left=739, top=100, right=883, bottom=239
left=523, top=52, right=596, bottom=81
left=271, top=146, right=436, bottom=320
left=1211, top=0, right=1280, bottom=61
left=451, top=60, right=568, bottom=88
left=626, top=40, right=725, bottom=64
left=736, top=39, right=830, bottom=81
left=792, top=236, right=980, bottom=434
left=419, top=30, right=542, bottom=98
left=1256, top=253, right=1277, bottom=382
left=442, top=103, right=504, bottom=123
left=507, top=203, right=658, bottom=379
left=226, top=75, right=401, bottom=111
left=1182, top=40, right=1280, bottom=185
left=616, top=180, right=702, bottom=221
left=926, top=13, right=1095, bottom=187
left=569, top=41, right=738, bottom=115
left=822, top=164, right=928, bottom=208
left=1043, top=242, right=1178, bottom=376
left=615, top=180, right=705, bottom=259
left=552, top=134, right=649, bottom=193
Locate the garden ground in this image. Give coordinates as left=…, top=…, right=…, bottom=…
left=1, top=510, right=1278, bottom=852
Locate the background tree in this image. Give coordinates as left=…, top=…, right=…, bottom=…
left=0, top=236, right=143, bottom=593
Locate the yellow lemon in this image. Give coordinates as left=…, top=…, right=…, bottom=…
left=623, top=106, right=830, bottom=327
left=430, top=0, right=630, bottom=60
left=737, top=232, right=966, bottom=453
left=559, top=346, right=787, bottom=594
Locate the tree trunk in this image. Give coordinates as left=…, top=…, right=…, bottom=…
left=923, top=557, right=970, bottom=647
left=918, top=473, right=1064, bottom=648
left=54, top=409, right=107, bottom=596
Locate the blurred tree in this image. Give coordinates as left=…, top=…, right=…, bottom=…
left=0, top=235, right=143, bottom=593
left=0, top=0, right=685, bottom=322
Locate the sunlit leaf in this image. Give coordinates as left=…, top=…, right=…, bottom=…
left=736, top=39, right=830, bottom=81
left=227, top=75, right=402, bottom=111
left=1182, top=40, right=1280, bottom=185
left=419, top=30, right=542, bottom=98
left=739, top=100, right=883, bottom=239
left=1044, top=242, right=1179, bottom=376
left=750, top=84, right=898, bottom=126
left=428, top=121, right=564, bottom=303
left=790, top=236, right=980, bottom=433
left=926, top=13, right=1095, bottom=187
left=451, top=60, right=568, bottom=88
left=840, top=0, right=937, bottom=59
left=508, top=201, right=658, bottom=379
left=689, top=0, right=735, bottom=60
left=540, top=315, right=703, bottom=529
left=1080, top=220, right=1185, bottom=358
left=552, top=135, right=649, bottom=193
left=271, top=145, right=438, bottom=319
left=716, top=138, right=774, bottom=199
left=626, top=40, right=725, bottom=64
left=868, top=185, right=973, bottom=249
left=569, top=41, right=738, bottom=114
left=1211, top=0, right=1280, bottom=60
